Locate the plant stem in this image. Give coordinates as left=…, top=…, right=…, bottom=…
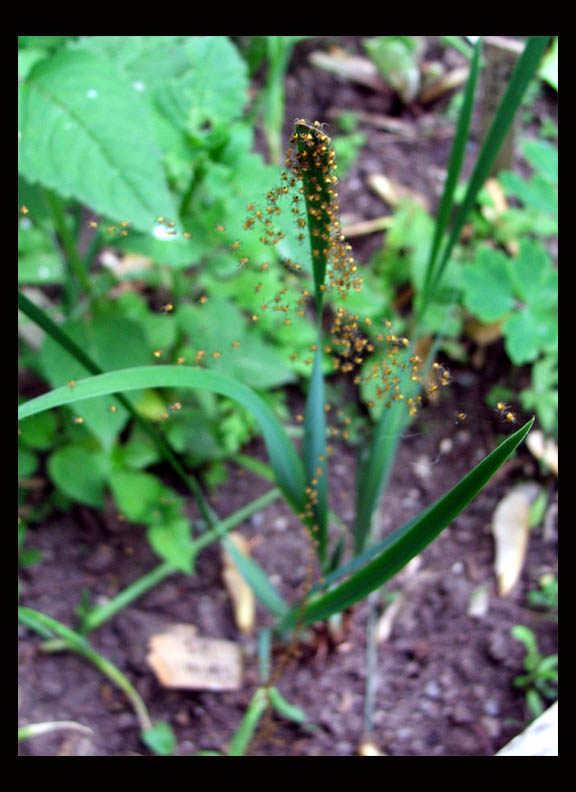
left=81, top=487, right=282, bottom=633
left=362, top=591, right=380, bottom=735
left=227, top=688, right=269, bottom=756
left=46, top=189, right=93, bottom=300
left=18, top=721, right=93, bottom=742
left=81, top=561, right=175, bottom=633
left=18, top=606, right=153, bottom=731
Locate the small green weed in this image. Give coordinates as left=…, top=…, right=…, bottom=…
left=527, top=573, right=558, bottom=620
left=511, top=625, right=558, bottom=719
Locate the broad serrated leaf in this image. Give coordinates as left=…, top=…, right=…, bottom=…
left=108, top=469, right=165, bottom=522
left=19, top=36, right=77, bottom=50
left=17, top=410, right=58, bottom=450
left=18, top=225, right=63, bottom=284
left=74, top=37, right=249, bottom=135
left=18, top=50, right=176, bottom=232
left=159, top=37, right=249, bottom=133
left=177, top=299, right=295, bottom=390
left=522, top=139, right=558, bottom=186
left=72, top=36, right=190, bottom=73
left=461, top=245, right=515, bottom=322
left=39, top=314, right=151, bottom=450
left=18, top=447, right=38, bottom=478
left=48, top=445, right=110, bottom=507
left=508, top=239, right=557, bottom=308
left=503, top=311, right=553, bottom=365
left=147, top=516, right=196, bottom=573
left=225, top=335, right=296, bottom=390
left=499, top=171, right=558, bottom=216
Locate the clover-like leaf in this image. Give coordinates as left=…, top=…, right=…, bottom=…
left=461, top=245, right=515, bottom=322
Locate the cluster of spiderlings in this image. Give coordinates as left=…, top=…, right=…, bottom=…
left=425, top=361, right=452, bottom=400
left=197, top=122, right=437, bottom=423
left=19, top=121, right=464, bottom=435
left=298, top=450, right=330, bottom=540
left=82, top=124, right=398, bottom=395
left=496, top=400, right=517, bottom=424
left=86, top=215, right=194, bottom=243
left=87, top=218, right=132, bottom=238
left=323, top=304, right=427, bottom=417
left=213, top=215, right=314, bottom=341
left=288, top=120, right=362, bottom=300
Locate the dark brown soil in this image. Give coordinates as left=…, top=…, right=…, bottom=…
left=18, top=388, right=558, bottom=757
left=18, top=36, right=558, bottom=757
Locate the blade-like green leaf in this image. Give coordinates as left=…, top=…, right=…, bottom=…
left=294, top=120, right=334, bottom=314
left=220, top=534, right=289, bottom=618
left=281, top=418, right=533, bottom=628
left=429, top=36, right=551, bottom=297
left=293, top=119, right=337, bottom=565
left=358, top=59, right=484, bottom=542
left=418, top=37, right=482, bottom=319
left=355, top=372, right=417, bottom=554
left=356, top=36, right=549, bottom=557
left=303, top=343, right=328, bottom=565
left=268, top=686, right=308, bottom=724
left=18, top=366, right=307, bottom=514
left=18, top=606, right=90, bottom=652
left=19, top=606, right=153, bottom=733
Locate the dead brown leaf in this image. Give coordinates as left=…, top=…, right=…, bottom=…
left=492, top=483, right=541, bottom=596
left=367, top=173, right=430, bottom=211
left=147, top=624, right=242, bottom=691
left=222, top=532, right=256, bottom=635
left=526, top=430, right=558, bottom=476
left=418, top=66, right=470, bottom=103
left=309, top=49, right=388, bottom=92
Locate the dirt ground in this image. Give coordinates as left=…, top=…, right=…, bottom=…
left=18, top=36, right=558, bottom=757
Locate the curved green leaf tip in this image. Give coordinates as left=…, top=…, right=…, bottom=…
left=280, top=417, right=534, bottom=628
left=17, top=365, right=307, bottom=515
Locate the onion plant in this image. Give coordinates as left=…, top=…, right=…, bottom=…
left=18, top=36, right=551, bottom=755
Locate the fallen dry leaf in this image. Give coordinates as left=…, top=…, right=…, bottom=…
left=100, top=250, right=152, bottom=276
left=222, top=532, right=256, bottom=635
left=496, top=701, right=557, bottom=756
left=418, top=66, right=469, bottom=103
left=367, top=173, right=430, bottom=211
left=467, top=584, right=490, bottom=619
left=309, top=49, right=388, bottom=92
left=358, top=742, right=387, bottom=756
left=341, top=215, right=393, bottom=238
left=375, top=594, right=406, bottom=644
left=492, top=483, right=541, bottom=596
left=526, top=430, right=558, bottom=476
left=147, top=624, right=242, bottom=691
left=327, top=108, right=415, bottom=136
left=483, top=177, right=509, bottom=216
